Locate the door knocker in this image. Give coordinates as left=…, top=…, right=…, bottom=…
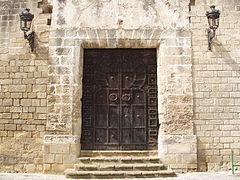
left=122, top=93, right=131, bottom=102
left=109, top=93, right=118, bottom=102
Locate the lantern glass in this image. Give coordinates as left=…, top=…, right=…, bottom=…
left=19, top=8, right=34, bottom=32
left=20, top=19, right=32, bottom=32
left=215, top=17, right=219, bottom=27
left=210, top=17, right=219, bottom=29
left=208, top=18, right=213, bottom=28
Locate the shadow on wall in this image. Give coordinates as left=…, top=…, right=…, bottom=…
left=214, top=39, right=240, bottom=74
left=194, top=39, right=240, bottom=172
left=196, top=139, right=207, bottom=172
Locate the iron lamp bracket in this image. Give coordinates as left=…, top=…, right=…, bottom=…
left=207, top=28, right=216, bottom=51
left=24, top=31, right=35, bottom=52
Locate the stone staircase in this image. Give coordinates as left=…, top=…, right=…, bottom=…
left=64, top=151, right=176, bottom=179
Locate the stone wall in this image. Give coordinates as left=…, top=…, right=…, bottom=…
left=0, top=0, right=198, bottom=174
left=43, top=135, right=80, bottom=173
left=0, top=0, right=51, bottom=172
left=44, top=0, right=196, bottom=173
left=191, top=0, right=240, bottom=171
left=3, top=0, right=240, bottom=174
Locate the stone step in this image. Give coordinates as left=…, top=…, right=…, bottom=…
left=65, top=151, right=175, bottom=179
left=76, top=156, right=161, bottom=164
left=74, top=163, right=165, bottom=171
left=65, top=169, right=176, bottom=179
left=80, top=150, right=158, bottom=157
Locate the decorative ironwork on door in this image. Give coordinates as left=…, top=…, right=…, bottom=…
left=81, top=49, right=159, bottom=150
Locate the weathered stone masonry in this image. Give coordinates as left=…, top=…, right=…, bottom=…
left=44, top=27, right=196, bottom=173
left=191, top=0, right=240, bottom=171
left=0, top=0, right=240, bottom=174
left=43, top=0, right=196, bottom=173
left=0, top=0, right=50, bottom=173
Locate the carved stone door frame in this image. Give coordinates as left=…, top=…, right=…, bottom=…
left=45, top=28, right=197, bottom=173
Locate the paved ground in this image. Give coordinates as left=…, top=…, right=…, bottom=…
left=0, top=172, right=240, bottom=180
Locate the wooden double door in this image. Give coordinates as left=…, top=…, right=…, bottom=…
left=81, top=49, right=159, bottom=150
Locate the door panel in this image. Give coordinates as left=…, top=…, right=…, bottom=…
left=133, top=106, right=145, bottom=127
left=109, top=106, right=119, bottom=128
left=109, top=129, right=119, bottom=143
left=95, top=90, right=107, bottom=104
left=81, top=49, right=158, bottom=150
left=107, top=73, right=120, bottom=88
left=134, top=128, right=146, bottom=143
left=95, top=129, right=107, bottom=143
left=132, top=90, right=145, bottom=104
left=95, top=106, right=107, bottom=127
left=121, top=129, right=132, bottom=144
left=122, top=73, right=134, bottom=88
left=121, top=106, right=132, bottom=127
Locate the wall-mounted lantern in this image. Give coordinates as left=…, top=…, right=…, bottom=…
left=19, top=8, right=35, bottom=52
left=206, top=5, right=220, bottom=51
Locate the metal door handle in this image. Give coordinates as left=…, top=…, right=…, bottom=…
left=122, top=94, right=131, bottom=101
left=109, top=93, right=118, bottom=101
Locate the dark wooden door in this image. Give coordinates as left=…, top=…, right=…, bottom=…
left=81, top=49, right=158, bottom=150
